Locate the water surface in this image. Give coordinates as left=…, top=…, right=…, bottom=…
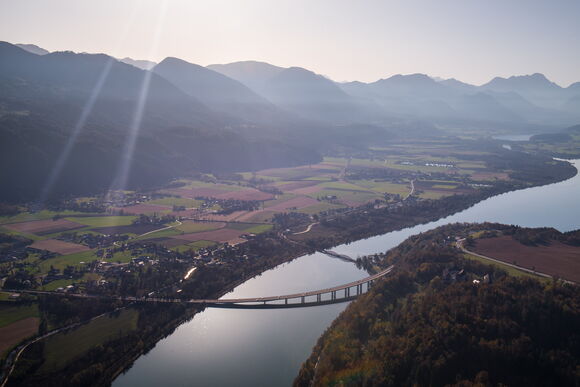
left=115, top=159, right=579, bottom=387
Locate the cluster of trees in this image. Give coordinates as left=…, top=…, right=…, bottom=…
left=295, top=224, right=580, bottom=386
left=502, top=226, right=580, bottom=246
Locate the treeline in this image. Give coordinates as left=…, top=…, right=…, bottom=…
left=295, top=223, right=580, bottom=386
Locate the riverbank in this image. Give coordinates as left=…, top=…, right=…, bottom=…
left=294, top=223, right=580, bottom=386
left=7, top=159, right=578, bottom=386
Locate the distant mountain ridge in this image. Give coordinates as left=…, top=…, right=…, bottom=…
left=15, top=43, right=49, bottom=55
left=153, top=57, right=281, bottom=125
left=120, top=57, right=157, bottom=70
left=1, top=39, right=579, bottom=202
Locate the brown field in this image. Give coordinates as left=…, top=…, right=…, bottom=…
left=166, top=187, right=272, bottom=201
left=471, top=171, right=509, bottom=181
left=115, top=203, right=172, bottom=215
left=4, top=219, right=85, bottom=235
left=235, top=210, right=276, bottom=223
left=474, top=236, right=580, bottom=283
left=256, top=165, right=336, bottom=179
left=265, top=196, right=319, bottom=211
left=166, top=187, right=229, bottom=198
left=144, top=237, right=186, bottom=248
left=170, top=208, right=202, bottom=217
left=215, top=189, right=273, bottom=201
left=172, top=229, right=244, bottom=243
left=29, top=239, right=90, bottom=255
left=0, top=317, right=39, bottom=355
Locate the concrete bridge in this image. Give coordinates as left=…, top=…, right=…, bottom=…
left=318, top=249, right=357, bottom=263
left=8, top=266, right=394, bottom=309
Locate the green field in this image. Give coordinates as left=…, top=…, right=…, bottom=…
left=172, top=240, right=216, bottom=253
left=0, top=210, right=99, bottom=226
left=135, top=227, right=182, bottom=240
left=38, top=250, right=96, bottom=273
left=225, top=223, right=273, bottom=234
left=0, top=304, right=39, bottom=328
left=462, top=253, right=545, bottom=280
left=298, top=202, right=346, bottom=214
left=40, top=308, right=139, bottom=372
left=66, top=216, right=136, bottom=228
left=353, top=180, right=411, bottom=195
left=40, top=279, right=76, bottom=291
left=175, top=221, right=224, bottom=233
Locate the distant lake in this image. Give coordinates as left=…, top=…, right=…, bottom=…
left=114, top=159, right=579, bottom=387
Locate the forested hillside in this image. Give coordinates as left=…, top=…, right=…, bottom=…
left=295, top=224, right=580, bottom=386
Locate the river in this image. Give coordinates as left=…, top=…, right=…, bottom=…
left=114, top=159, right=579, bottom=387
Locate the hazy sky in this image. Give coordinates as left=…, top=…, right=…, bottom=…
left=1, top=0, right=579, bottom=86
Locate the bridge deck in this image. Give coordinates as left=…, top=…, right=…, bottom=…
left=188, top=265, right=394, bottom=304
left=7, top=266, right=395, bottom=307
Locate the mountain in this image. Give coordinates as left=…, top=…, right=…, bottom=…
left=438, top=78, right=477, bottom=93
left=452, top=92, right=523, bottom=123
left=257, top=66, right=366, bottom=123
left=369, top=73, right=453, bottom=99
left=207, top=60, right=284, bottom=91
left=153, top=57, right=282, bottom=125
left=341, top=74, right=458, bottom=119
left=481, top=73, right=564, bottom=109
left=15, top=43, right=49, bottom=55
left=0, top=42, right=319, bottom=201
left=120, top=57, right=157, bottom=70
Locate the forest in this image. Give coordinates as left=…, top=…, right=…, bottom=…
left=294, top=223, right=580, bottom=386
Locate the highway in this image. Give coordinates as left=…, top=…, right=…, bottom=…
left=6, top=265, right=395, bottom=308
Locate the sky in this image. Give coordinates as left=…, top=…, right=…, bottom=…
left=1, top=0, right=579, bottom=86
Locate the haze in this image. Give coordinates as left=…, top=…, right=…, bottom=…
left=1, top=0, right=579, bottom=86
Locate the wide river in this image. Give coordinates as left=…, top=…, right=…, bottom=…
left=114, top=159, right=580, bottom=387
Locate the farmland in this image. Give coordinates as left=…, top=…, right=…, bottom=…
left=0, top=136, right=563, bottom=296
left=472, top=235, right=580, bottom=283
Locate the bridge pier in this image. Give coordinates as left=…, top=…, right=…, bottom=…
left=317, top=294, right=321, bottom=302
left=301, top=296, right=305, bottom=303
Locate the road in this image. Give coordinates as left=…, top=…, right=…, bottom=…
left=0, top=306, right=128, bottom=387
left=293, top=222, right=318, bottom=235
left=137, top=219, right=182, bottom=238
left=404, top=180, right=415, bottom=200
left=6, top=266, right=394, bottom=307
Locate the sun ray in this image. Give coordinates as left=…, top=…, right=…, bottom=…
left=108, top=0, right=169, bottom=198
left=36, top=0, right=141, bottom=207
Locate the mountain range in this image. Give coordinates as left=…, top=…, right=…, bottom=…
left=1, top=41, right=579, bottom=202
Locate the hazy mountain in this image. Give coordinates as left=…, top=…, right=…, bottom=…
left=369, top=74, right=453, bottom=99
left=481, top=73, right=565, bottom=109
left=452, top=92, right=524, bottom=123
left=119, top=57, right=157, bottom=70
left=15, top=43, right=49, bottom=55
left=153, top=57, right=283, bottom=125
left=566, top=82, right=580, bottom=94
left=207, top=60, right=285, bottom=92
left=258, top=66, right=366, bottom=123
left=0, top=42, right=320, bottom=201
left=341, top=74, right=458, bottom=119
left=438, top=78, right=477, bottom=93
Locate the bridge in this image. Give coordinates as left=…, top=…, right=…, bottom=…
left=7, top=266, right=394, bottom=310
left=318, top=249, right=357, bottom=263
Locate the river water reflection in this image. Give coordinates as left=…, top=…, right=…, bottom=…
left=114, top=160, right=579, bottom=387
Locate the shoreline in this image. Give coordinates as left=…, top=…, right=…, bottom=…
left=6, top=159, right=578, bottom=386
